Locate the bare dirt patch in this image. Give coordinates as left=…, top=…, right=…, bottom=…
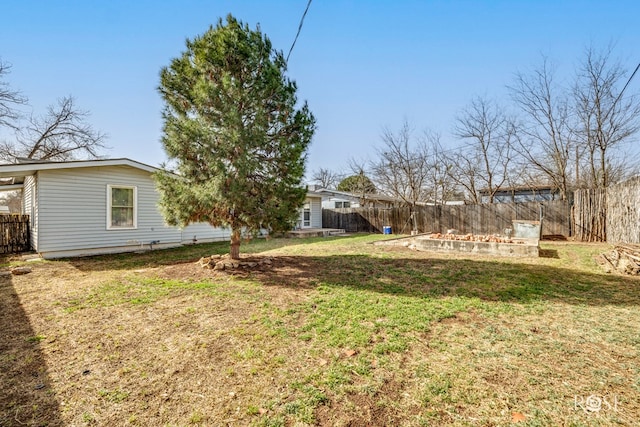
left=159, top=254, right=316, bottom=285
left=315, top=378, right=411, bottom=427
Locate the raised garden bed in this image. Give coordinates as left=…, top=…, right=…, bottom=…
left=376, top=233, right=539, bottom=257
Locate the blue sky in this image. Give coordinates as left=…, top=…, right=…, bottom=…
left=1, top=1, right=639, bottom=178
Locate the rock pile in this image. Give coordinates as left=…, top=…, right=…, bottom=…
left=197, top=254, right=274, bottom=271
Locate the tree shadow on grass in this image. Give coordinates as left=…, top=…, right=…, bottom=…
left=0, top=276, right=62, bottom=426
left=66, top=241, right=640, bottom=307
left=538, top=248, right=559, bottom=258
left=240, top=254, right=640, bottom=307
left=63, top=236, right=349, bottom=271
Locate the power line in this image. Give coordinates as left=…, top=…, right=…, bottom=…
left=613, top=61, right=640, bottom=107
left=286, top=0, right=312, bottom=63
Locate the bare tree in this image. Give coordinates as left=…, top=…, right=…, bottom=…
left=573, top=45, right=640, bottom=188
left=337, top=158, right=376, bottom=205
left=450, top=97, right=515, bottom=203
left=311, top=167, right=340, bottom=189
left=509, top=57, right=575, bottom=199
left=372, top=120, right=431, bottom=207
left=370, top=120, right=455, bottom=231
left=422, top=134, right=458, bottom=205
left=0, top=191, right=22, bottom=213
left=0, top=96, right=107, bottom=162
left=0, top=59, right=27, bottom=130
left=442, top=148, right=482, bottom=204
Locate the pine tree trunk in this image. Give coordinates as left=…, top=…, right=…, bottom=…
left=230, top=228, right=241, bottom=259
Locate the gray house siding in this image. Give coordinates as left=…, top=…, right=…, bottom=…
left=22, top=175, right=38, bottom=250
left=181, top=222, right=231, bottom=243
left=310, top=196, right=322, bottom=228
left=0, top=159, right=318, bottom=258
left=36, top=165, right=182, bottom=256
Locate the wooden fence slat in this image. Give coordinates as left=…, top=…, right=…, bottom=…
left=605, top=177, right=640, bottom=244
left=0, top=214, right=30, bottom=254
left=573, top=189, right=607, bottom=242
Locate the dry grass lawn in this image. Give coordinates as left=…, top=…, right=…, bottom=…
left=1, top=234, right=639, bottom=426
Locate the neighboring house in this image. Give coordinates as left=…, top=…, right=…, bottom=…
left=298, top=190, right=323, bottom=229
left=479, top=185, right=562, bottom=204
left=313, top=188, right=399, bottom=209
left=0, top=158, right=231, bottom=259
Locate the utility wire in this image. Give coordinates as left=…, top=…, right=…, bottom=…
left=613, top=61, right=640, bottom=107
left=286, top=0, right=312, bottom=63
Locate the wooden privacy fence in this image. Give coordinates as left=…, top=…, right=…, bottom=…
left=607, top=176, right=640, bottom=244
left=323, top=200, right=571, bottom=237
left=573, top=189, right=606, bottom=242
left=573, top=176, right=640, bottom=244
left=0, top=214, right=30, bottom=254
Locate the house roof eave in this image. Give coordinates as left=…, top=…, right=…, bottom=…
left=0, top=158, right=162, bottom=179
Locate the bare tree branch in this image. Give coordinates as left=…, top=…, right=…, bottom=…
left=421, top=131, right=458, bottom=204
left=0, top=59, right=27, bottom=130
left=0, top=96, right=108, bottom=162
left=449, top=97, right=515, bottom=203
left=508, top=56, right=575, bottom=199
left=337, top=159, right=376, bottom=204
left=573, top=45, right=640, bottom=188
left=311, top=167, right=340, bottom=189
left=371, top=120, right=430, bottom=207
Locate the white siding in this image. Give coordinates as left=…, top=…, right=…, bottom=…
left=36, top=165, right=184, bottom=255
left=321, top=197, right=361, bottom=209
left=22, top=175, right=38, bottom=250
left=309, top=196, right=322, bottom=228
left=181, top=223, right=231, bottom=243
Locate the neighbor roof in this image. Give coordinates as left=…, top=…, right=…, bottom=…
left=311, top=188, right=400, bottom=203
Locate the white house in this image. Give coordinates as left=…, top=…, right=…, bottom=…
left=298, top=190, right=322, bottom=229
left=0, top=158, right=233, bottom=259
left=312, top=188, right=400, bottom=209
left=0, top=158, right=328, bottom=258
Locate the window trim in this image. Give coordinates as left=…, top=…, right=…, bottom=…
left=302, top=202, right=311, bottom=227
left=107, top=185, right=138, bottom=230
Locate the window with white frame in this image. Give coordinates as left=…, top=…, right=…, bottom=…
left=334, top=201, right=351, bottom=208
left=303, top=202, right=311, bottom=227
left=107, top=185, right=137, bottom=229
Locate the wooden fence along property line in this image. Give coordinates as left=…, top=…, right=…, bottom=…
left=0, top=214, right=30, bottom=254
left=323, top=200, right=572, bottom=237
left=572, top=189, right=607, bottom=242
left=605, top=176, right=640, bottom=244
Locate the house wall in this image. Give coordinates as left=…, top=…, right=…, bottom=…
left=309, top=196, right=322, bottom=228
left=480, top=189, right=561, bottom=204
left=22, top=175, right=38, bottom=250
left=321, top=197, right=360, bottom=209
left=181, top=223, right=231, bottom=243
left=34, top=165, right=227, bottom=258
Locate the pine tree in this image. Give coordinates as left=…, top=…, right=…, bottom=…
left=156, top=15, right=315, bottom=259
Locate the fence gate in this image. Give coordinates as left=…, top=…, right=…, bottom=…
left=0, top=214, right=30, bottom=254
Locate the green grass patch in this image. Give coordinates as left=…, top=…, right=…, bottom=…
left=63, top=276, right=239, bottom=312
left=98, top=388, right=129, bottom=403
left=11, top=235, right=639, bottom=426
